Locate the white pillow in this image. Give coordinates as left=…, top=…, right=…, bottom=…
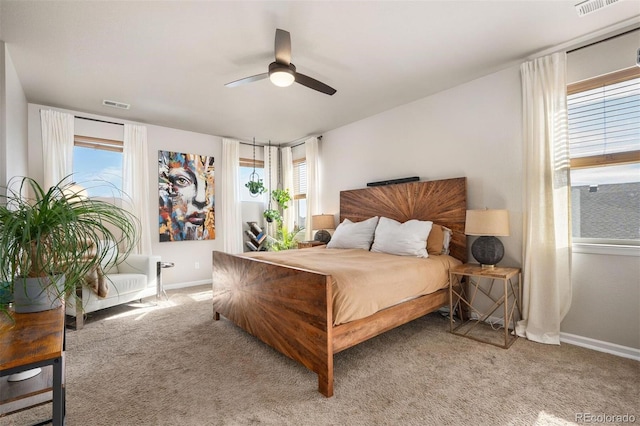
left=371, top=217, right=433, bottom=258
left=326, top=216, right=379, bottom=250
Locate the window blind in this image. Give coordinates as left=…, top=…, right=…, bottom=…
left=239, top=158, right=264, bottom=168
left=74, top=135, right=123, bottom=153
left=567, top=75, right=640, bottom=163
left=293, top=159, right=307, bottom=199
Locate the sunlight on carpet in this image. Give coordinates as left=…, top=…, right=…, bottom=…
left=188, top=290, right=212, bottom=302
left=535, top=411, right=578, bottom=425
left=103, top=300, right=178, bottom=321
left=102, top=290, right=211, bottom=322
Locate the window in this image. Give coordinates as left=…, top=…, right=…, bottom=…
left=567, top=67, right=640, bottom=245
left=293, top=158, right=307, bottom=229
left=72, top=135, right=123, bottom=197
left=239, top=158, right=265, bottom=202
left=238, top=156, right=307, bottom=228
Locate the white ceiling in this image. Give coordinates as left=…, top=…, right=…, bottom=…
left=1, top=1, right=639, bottom=144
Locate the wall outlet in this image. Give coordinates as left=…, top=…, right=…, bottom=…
left=195, top=262, right=200, bottom=270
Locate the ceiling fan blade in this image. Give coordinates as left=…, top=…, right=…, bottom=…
left=274, top=29, right=291, bottom=65
left=225, top=73, right=269, bottom=88
left=295, top=72, right=337, bottom=96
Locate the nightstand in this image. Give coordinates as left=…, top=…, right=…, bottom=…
left=449, top=263, right=522, bottom=349
left=297, top=241, right=326, bottom=249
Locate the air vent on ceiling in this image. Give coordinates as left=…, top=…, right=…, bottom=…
left=102, top=99, right=130, bottom=110
left=575, top=0, right=620, bottom=16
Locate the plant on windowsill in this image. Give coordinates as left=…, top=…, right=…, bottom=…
left=0, top=176, right=140, bottom=316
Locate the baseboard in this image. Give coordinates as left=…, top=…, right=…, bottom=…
left=163, top=280, right=211, bottom=291
left=468, top=313, right=640, bottom=361
left=560, top=332, right=640, bottom=361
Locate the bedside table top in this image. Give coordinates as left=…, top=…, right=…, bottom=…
left=297, top=241, right=326, bottom=249
left=450, top=263, right=520, bottom=280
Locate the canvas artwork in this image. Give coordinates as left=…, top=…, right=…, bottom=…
left=159, top=150, right=215, bottom=242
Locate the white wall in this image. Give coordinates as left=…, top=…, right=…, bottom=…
left=321, top=66, right=523, bottom=267
left=1, top=42, right=28, bottom=188
left=27, top=103, right=222, bottom=287
left=562, top=250, right=639, bottom=349
left=147, top=123, right=221, bottom=287
left=0, top=42, right=5, bottom=188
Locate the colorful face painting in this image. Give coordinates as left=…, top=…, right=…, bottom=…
left=159, top=151, right=215, bottom=241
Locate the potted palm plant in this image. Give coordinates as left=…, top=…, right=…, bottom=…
left=0, top=176, right=139, bottom=314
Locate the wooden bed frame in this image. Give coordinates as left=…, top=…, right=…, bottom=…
left=212, top=177, right=466, bottom=397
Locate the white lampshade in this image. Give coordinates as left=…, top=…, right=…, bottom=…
left=269, top=70, right=295, bottom=87
left=312, top=214, right=335, bottom=230
left=465, top=209, right=510, bottom=236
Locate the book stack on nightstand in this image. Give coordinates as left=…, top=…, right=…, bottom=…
left=245, top=222, right=267, bottom=251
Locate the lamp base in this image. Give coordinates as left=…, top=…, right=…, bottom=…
left=314, top=229, right=332, bottom=244
left=471, top=236, right=504, bottom=267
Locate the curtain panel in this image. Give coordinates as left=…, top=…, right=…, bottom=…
left=304, top=137, right=319, bottom=241
left=40, top=109, right=74, bottom=190
left=123, top=124, right=152, bottom=255
left=281, top=146, right=295, bottom=233
left=517, top=52, right=572, bottom=345
left=220, top=139, right=243, bottom=254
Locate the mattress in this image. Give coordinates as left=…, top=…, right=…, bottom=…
left=244, top=247, right=461, bottom=325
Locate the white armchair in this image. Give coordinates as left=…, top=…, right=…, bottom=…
left=66, top=254, right=161, bottom=329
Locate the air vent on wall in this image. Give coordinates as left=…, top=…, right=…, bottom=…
left=575, top=0, right=620, bottom=16
left=102, top=99, right=130, bottom=110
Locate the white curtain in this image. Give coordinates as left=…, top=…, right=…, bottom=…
left=40, top=109, right=74, bottom=189
left=263, top=145, right=279, bottom=236
left=123, top=124, right=152, bottom=255
left=516, top=52, right=572, bottom=345
left=304, top=137, right=319, bottom=241
left=281, top=146, right=295, bottom=233
left=220, top=139, right=243, bottom=254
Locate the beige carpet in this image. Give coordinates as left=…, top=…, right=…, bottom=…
left=2, top=286, right=638, bottom=426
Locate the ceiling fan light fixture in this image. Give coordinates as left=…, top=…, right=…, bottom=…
left=270, top=70, right=295, bottom=87
left=268, top=62, right=296, bottom=87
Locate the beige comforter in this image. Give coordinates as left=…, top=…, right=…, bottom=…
left=244, top=247, right=461, bottom=325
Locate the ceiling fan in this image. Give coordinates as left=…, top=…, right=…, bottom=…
left=225, top=29, right=337, bottom=96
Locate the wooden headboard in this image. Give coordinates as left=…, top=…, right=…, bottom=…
left=339, top=177, right=467, bottom=262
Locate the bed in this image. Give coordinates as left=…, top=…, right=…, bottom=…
left=212, top=177, right=467, bottom=397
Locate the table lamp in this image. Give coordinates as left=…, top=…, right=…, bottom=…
left=312, top=214, right=335, bottom=243
left=465, top=209, right=510, bottom=268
